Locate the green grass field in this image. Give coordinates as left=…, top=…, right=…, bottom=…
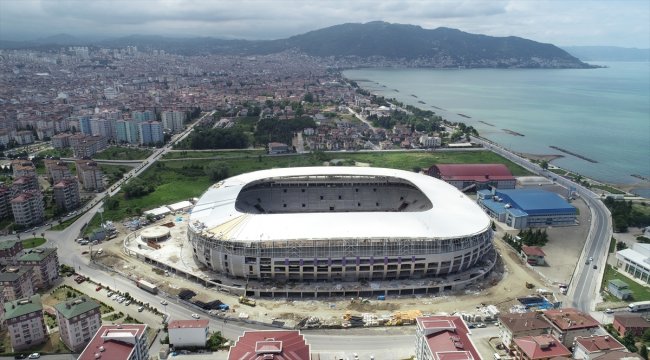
left=162, top=149, right=265, bottom=160
left=602, top=265, right=650, bottom=302
left=21, top=237, right=46, bottom=248
left=93, top=146, right=153, bottom=160
left=96, top=150, right=530, bottom=224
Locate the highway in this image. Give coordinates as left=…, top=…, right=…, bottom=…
left=472, top=137, right=612, bottom=312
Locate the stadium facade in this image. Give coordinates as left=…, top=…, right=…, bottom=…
left=188, top=167, right=494, bottom=284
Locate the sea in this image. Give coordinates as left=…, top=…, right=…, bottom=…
left=343, top=62, right=650, bottom=197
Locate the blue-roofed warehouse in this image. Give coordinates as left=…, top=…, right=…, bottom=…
left=477, top=189, right=576, bottom=229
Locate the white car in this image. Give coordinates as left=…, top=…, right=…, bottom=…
left=28, top=354, right=40, bottom=359
left=191, top=313, right=200, bottom=319
left=138, top=306, right=144, bottom=312
left=125, top=300, right=131, bottom=306
left=160, top=300, right=168, bottom=305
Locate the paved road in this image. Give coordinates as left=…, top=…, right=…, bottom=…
left=472, top=136, right=612, bottom=312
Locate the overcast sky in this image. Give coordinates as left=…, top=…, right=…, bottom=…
left=1, top=0, right=649, bottom=48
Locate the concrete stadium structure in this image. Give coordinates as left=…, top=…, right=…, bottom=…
left=188, top=167, right=494, bottom=292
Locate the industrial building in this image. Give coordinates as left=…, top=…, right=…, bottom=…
left=477, top=189, right=577, bottom=229
left=427, top=163, right=516, bottom=191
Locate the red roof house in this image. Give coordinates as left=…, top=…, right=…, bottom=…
left=613, top=314, right=650, bottom=337
left=415, top=316, right=481, bottom=360
left=427, top=164, right=515, bottom=191
left=521, top=246, right=547, bottom=266
left=228, top=330, right=311, bottom=360
left=513, top=334, right=571, bottom=360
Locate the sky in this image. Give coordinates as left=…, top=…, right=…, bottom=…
left=1, top=0, right=649, bottom=48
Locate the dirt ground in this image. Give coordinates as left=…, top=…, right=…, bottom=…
left=95, top=218, right=554, bottom=327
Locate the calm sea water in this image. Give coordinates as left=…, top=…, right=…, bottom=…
left=343, top=62, right=650, bottom=193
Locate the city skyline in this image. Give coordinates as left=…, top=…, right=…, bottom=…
left=1, top=0, right=649, bottom=48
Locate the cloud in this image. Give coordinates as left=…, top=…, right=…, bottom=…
left=0, top=0, right=648, bottom=47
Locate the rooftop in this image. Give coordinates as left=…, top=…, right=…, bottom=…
left=18, top=248, right=57, bottom=262
left=522, top=245, right=546, bottom=257
left=543, top=308, right=600, bottom=330
left=613, top=314, right=650, bottom=328
left=574, top=335, right=625, bottom=353
left=3, top=295, right=42, bottom=320
left=416, top=315, right=480, bottom=360
left=0, top=240, right=19, bottom=251
left=168, top=319, right=209, bottom=329
left=431, top=163, right=514, bottom=181
left=514, top=334, right=571, bottom=360
left=190, top=167, right=491, bottom=242
left=495, top=189, right=576, bottom=214
left=78, top=324, right=147, bottom=360
left=228, top=330, right=310, bottom=360
left=498, top=312, right=552, bottom=333
left=54, top=296, right=100, bottom=320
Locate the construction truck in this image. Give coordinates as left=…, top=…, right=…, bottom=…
left=238, top=296, right=256, bottom=307
left=136, top=279, right=158, bottom=294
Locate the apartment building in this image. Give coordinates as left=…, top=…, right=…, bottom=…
left=0, top=240, right=23, bottom=265
left=0, top=185, right=11, bottom=220
left=51, top=133, right=72, bottom=148
left=161, top=110, right=186, bottom=133
left=0, top=267, right=34, bottom=301
left=3, top=295, right=47, bottom=351
left=543, top=308, right=601, bottom=348
left=414, top=315, right=481, bottom=360
left=138, top=120, right=164, bottom=145
left=168, top=319, right=209, bottom=348
left=53, top=178, right=81, bottom=211
left=78, top=324, right=149, bottom=360
left=228, top=330, right=310, bottom=360
left=75, top=160, right=104, bottom=191
left=54, top=296, right=102, bottom=352
left=116, top=119, right=139, bottom=144
left=10, top=175, right=39, bottom=196
left=499, top=312, right=552, bottom=352
left=72, top=135, right=108, bottom=158
left=11, top=160, right=37, bottom=178
left=44, top=159, right=73, bottom=184
left=17, top=248, right=59, bottom=290
left=10, top=190, right=45, bottom=227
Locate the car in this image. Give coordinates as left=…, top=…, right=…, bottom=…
left=107, top=291, right=114, bottom=297
left=14, top=354, right=26, bottom=359
left=593, top=264, right=598, bottom=269
left=588, top=257, right=593, bottom=263
left=28, top=354, right=40, bottom=359
left=95, top=286, right=102, bottom=291
left=125, top=300, right=131, bottom=306
left=160, top=300, right=168, bottom=305
left=191, top=313, right=200, bottom=319
left=605, top=308, right=614, bottom=314
left=138, top=306, right=144, bottom=312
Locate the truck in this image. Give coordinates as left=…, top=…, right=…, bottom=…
left=628, top=300, right=650, bottom=312
left=136, top=279, right=158, bottom=294
left=238, top=296, right=256, bottom=307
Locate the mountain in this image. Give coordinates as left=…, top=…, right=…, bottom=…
left=32, top=33, right=83, bottom=45
left=278, top=22, right=588, bottom=68
left=563, top=46, right=650, bottom=62
left=0, top=21, right=591, bottom=68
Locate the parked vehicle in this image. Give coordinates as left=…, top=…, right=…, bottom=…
left=628, top=301, right=650, bottom=312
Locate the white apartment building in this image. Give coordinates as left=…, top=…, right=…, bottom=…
left=10, top=190, right=45, bottom=226
left=161, top=110, right=186, bottom=133
left=168, top=319, right=209, bottom=348
left=75, top=161, right=104, bottom=191
left=54, top=296, right=102, bottom=352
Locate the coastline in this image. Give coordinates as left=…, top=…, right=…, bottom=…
left=344, top=74, right=650, bottom=198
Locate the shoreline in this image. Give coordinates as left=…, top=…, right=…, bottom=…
left=343, top=74, right=650, bottom=198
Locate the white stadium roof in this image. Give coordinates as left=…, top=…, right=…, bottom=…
left=189, top=167, right=490, bottom=242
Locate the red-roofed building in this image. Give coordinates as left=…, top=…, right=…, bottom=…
left=415, top=316, right=481, bottom=360
left=168, top=319, right=209, bottom=348
left=228, top=330, right=311, bottom=360
left=498, top=312, right=552, bottom=352
left=612, top=314, right=650, bottom=337
left=572, top=335, right=626, bottom=360
left=427, top=164, right=515, bottom=191
left=543, top=308, right=601, bottom=348
left=513, top=334, right=571, bottom=360
left=521, top=246, right=546, bottom=266
left=78, top=324, right=148, bottom=360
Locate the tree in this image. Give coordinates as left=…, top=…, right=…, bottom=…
left=643, top=328, right=650, bottom=342
left=204, top=163, right=229, bottom=182
left=639, top=345, right=648, bottom=359
left=540, top=160, right=549, bottom=170
left=617, top=241, right=628, bottom=251
left=206, top=331, right=226, bottom=351
left=622, top=331, right=638, bottom=352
